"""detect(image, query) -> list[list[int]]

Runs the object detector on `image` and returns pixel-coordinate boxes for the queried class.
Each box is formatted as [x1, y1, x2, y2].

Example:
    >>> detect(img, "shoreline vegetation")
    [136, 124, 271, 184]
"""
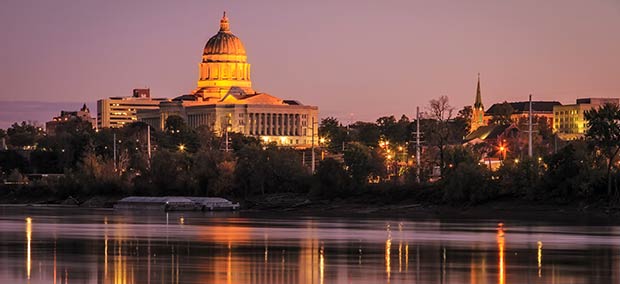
[1, 98, 620, 221]
[1, 193, 619, 223]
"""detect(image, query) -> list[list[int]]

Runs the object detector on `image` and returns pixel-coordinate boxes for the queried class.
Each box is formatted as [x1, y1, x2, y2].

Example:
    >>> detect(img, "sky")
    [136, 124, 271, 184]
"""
[1, 0, 619, 128]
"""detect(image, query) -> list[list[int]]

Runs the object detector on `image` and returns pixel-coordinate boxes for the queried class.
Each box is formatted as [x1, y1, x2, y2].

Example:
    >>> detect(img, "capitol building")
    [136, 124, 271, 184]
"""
[139, 13, 318, 147]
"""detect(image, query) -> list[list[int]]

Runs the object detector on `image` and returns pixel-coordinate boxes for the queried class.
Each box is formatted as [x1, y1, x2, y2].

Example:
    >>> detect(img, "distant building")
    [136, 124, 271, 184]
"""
[139, 13, 318, 147]
[97, 89, 167, 128]
[45, 104, 95, 135]
[485, 100, 562, 125]
[470, 74, 485, 132]
[553, 98, 620, 140]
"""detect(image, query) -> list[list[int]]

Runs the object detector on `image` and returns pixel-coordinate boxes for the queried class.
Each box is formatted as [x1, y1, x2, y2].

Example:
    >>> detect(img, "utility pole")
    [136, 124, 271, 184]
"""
[225, 127, 230, 152]
[113, 132, 117, 171]
[416, 106, 421, 183]
[311, 117, 316, 173]
[528, 94, 533, 158]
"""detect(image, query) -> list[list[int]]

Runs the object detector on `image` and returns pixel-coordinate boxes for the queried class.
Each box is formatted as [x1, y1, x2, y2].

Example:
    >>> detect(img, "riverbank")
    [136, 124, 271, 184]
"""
[243, 193, 619, 224]
[1, 191, 617, 223]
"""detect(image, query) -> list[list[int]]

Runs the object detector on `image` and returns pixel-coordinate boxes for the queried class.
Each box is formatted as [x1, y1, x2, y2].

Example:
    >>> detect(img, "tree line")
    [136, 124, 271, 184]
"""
[1, 97, 619, 207]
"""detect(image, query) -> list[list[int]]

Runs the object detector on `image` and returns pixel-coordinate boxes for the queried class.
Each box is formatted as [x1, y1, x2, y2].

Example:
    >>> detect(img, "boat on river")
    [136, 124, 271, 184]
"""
[114, 196, 240, 211]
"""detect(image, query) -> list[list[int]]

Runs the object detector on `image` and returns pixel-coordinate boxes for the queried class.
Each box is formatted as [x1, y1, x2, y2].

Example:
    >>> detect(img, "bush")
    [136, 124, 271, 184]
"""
[311, 158, 350, 199]
[443, 162, 496, 204]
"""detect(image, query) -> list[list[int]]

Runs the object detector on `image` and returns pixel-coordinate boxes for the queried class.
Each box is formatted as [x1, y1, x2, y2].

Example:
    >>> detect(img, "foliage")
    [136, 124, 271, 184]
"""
[72, 152, 124, 195]
[312, 158, 350, 199]
[376, 115, 411, 145]
[234, 144, 309, 197]
[319, 117, 349, 152]
[424, 96, 454, 175]
[0, 151, 29, 175]
[161, 115, 199, 152]
[585, 103, 620, 197]
[454, 106, 472, 138]
[147, 150, 193, 195]
[496, 157, 541, 198]
[343, 142, 385, 186]
[6, 121, 45, 148]
[538, 144, 604, 203]
[349, 122, 380, 147]
[443, 162, 495, 204]
[2, 97, 619, 209]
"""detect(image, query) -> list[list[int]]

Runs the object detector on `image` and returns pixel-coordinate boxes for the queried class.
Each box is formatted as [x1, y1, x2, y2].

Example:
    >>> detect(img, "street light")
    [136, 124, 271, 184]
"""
[178, 144, 186, 152]
[498, 144, 507, 160]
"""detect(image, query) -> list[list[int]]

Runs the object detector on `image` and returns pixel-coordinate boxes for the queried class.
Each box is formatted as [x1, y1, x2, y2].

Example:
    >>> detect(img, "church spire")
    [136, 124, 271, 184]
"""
[219, 11, 230, 32]
[474, 73, 483, 110]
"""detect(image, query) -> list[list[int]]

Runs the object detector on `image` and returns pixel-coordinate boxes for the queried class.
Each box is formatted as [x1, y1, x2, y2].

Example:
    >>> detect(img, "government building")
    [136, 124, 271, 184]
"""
[139, 13, 318, 147]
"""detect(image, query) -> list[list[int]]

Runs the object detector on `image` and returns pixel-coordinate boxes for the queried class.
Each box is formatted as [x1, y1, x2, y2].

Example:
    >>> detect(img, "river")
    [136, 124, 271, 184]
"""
[0, 207, 618, 284]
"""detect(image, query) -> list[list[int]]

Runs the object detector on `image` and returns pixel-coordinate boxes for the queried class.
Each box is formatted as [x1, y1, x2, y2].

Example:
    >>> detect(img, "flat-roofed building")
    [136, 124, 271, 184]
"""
[553, 97, 620, 140]
[97, 89, 167, 128]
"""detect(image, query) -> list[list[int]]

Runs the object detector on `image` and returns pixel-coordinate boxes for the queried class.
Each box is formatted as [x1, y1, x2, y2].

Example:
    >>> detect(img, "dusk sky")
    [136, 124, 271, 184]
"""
[1, 0, 619, 128]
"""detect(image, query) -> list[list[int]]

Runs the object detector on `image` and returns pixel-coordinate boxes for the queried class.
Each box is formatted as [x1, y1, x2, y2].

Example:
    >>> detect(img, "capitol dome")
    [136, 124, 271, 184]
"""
[196, 12, 253, 99]
[203, 12, 247, 61]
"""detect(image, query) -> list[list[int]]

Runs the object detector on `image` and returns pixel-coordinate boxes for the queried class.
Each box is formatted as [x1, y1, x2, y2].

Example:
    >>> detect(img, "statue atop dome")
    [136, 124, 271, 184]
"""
[220, 11, 230, 32]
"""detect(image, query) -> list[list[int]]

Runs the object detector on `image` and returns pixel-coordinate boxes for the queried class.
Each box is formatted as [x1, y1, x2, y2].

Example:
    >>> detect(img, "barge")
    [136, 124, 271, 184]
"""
[114, 196, 240, 211]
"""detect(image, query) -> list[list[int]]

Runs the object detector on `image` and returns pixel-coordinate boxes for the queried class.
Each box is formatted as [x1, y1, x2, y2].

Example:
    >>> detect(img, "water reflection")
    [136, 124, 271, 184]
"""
[26, 217, 31, 281]
[538, 240, 543, 278]
[1, 208, 620, 283]
[497, 223, 505, 284]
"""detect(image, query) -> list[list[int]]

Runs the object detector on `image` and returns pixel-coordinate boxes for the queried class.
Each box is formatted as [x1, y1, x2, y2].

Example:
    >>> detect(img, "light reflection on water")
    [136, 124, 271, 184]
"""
[0, 208, 619, 283]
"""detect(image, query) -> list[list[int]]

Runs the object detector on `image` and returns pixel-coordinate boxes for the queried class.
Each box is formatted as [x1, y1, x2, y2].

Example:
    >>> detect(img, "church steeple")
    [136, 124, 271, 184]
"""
[470, 73, 486, 133]
[474, 73, 483, 110]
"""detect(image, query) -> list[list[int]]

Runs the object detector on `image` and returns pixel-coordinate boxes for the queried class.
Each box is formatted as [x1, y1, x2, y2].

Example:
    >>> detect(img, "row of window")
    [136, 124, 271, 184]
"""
[555, 110, 580, 116]
[247, 113, 305, 136]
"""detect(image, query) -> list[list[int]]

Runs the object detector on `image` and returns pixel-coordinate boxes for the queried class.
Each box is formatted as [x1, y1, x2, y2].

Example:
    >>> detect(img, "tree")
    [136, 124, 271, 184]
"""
[585, 103, 620, 197]
[37, 118, 96, 171]
[162, 115, 199, 152]
[234, 144, 268, 197]
[195, 125, 219, 151]
[376, 115, 411, 145]
[313, 158, 350, 198]
[424, 96, 454, 176]
[455, 106, 473, 135]
[318, 117, 349, 152]
[6, 121, 44, 148]
[343, 142, 385, 185]
[349, 122, 380, 147]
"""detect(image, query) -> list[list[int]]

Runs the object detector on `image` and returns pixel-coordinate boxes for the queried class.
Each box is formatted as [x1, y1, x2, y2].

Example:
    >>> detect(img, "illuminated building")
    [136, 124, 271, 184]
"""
[45, 104, 95, 135]
[470, 74, 485, 132]
[96, 89, 167, 128]
[484, 100, 561, 125]
[138, 12, 319, 147]
[553, 98, 620, 140]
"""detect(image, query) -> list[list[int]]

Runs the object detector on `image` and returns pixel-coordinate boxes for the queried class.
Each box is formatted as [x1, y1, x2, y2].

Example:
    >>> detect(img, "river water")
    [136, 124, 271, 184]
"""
[0, 207, 618, 284]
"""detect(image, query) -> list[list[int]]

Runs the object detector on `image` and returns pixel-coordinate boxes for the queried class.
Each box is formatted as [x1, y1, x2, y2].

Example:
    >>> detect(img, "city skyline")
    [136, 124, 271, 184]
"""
[1, 0, 619, 128]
